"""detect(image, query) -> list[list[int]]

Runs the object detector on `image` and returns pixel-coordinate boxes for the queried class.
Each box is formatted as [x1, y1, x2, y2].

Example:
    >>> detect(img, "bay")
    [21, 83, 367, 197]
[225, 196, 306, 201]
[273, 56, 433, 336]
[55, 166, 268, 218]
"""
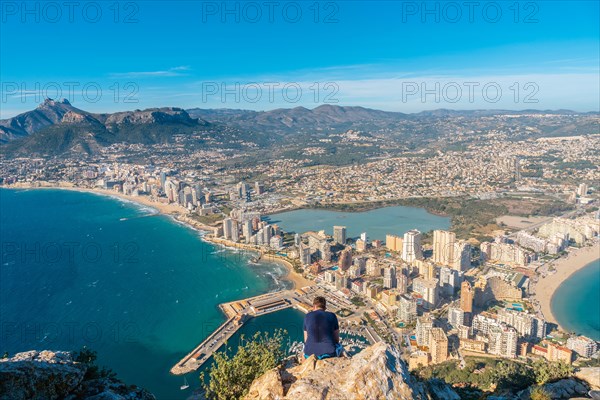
[0, 188, 292, 399]
[551, 259, 600, 341]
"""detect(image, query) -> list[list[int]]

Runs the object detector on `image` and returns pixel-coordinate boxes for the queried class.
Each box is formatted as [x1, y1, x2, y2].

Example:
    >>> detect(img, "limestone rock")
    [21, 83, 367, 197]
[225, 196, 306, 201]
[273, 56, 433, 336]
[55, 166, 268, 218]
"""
[576, 367, 600, 390]
[518, 378, 589, 400]
[244, 342, 445, 400]
[61, 111, 89, 124]
[104, 108, 197, 126]
[425, 379, 461, 400]
[245, 369, 285, 400]
[0, 350, 86, 400]
[0, 350, 155, 400]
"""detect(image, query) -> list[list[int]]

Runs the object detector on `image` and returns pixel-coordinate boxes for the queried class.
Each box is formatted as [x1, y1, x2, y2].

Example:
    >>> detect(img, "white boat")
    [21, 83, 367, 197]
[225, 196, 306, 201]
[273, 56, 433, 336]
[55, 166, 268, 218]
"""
[180, 377, 189, 390]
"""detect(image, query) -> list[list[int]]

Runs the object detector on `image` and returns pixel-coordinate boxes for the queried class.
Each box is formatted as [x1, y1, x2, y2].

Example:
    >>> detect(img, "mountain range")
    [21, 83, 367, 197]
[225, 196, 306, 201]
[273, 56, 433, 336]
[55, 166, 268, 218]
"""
[0, 99, 596, 158]
[0, 99, 208, 156]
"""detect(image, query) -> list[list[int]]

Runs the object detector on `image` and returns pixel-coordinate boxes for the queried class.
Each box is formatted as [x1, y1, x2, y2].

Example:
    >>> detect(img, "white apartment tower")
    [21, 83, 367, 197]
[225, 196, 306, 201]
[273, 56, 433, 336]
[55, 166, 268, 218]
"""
[402, 229, 423, 263]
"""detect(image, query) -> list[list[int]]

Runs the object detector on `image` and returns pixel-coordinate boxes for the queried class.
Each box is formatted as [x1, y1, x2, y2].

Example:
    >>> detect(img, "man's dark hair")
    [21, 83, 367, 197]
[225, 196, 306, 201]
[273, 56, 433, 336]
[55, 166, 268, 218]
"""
[313, 296, 326, 310]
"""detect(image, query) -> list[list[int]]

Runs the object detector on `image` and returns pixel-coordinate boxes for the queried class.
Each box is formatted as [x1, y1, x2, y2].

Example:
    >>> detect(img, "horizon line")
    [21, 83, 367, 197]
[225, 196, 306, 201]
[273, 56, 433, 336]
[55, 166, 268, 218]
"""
[1, 100, 599, 121]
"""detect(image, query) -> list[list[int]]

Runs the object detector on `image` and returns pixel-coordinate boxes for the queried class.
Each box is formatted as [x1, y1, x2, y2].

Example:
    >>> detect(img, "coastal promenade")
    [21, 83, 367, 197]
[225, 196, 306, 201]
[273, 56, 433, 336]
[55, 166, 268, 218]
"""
[170, 286, 317, 375]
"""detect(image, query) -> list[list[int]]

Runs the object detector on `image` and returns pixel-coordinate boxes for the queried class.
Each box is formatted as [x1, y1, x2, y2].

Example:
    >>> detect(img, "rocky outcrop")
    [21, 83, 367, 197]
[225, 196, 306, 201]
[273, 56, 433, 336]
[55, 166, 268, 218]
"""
[0, 350, 155, 400]
[0, 98, 84, 142]
[518, 378, 590, 400]
[104, 107, 202, 126]
[61, 110, 91, 124]
[0, 351, 86, 400]
[576, 367, 600, 390]
[425, 379, 461, 400]
[244, 342, 454, 400]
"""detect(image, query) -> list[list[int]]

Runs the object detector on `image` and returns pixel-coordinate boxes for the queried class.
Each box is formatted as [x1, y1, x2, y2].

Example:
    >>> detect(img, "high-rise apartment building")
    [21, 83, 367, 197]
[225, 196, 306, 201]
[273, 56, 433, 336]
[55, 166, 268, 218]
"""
[396, 274, 408, 295]
[294, 233, 301, 246]
[460, 281, 474, 313]
[339, 247, 353, 271]
[496, 309, 546, 338]
[255, 181, 265, 195]
[433, 230, 471, 271]
[416, 315, 434, 347]
[333, 226, 347, 245]
[223, 218, 234, 240]
[413, 278, 438, 309]
[447, 306, 465, 328]
[355, 239, 367, 252]
[269, 235, 283, 250]
[319, 241, 332, 262]
[366, 259, 381, 276]
[454, 240, 472, 271]
[383, 266, 397, 289]
[231, 220, 239, 242]
[567, 336, 598, 358]
[402, 230, 423, 263]
[433, 230, 455, 265]
[487, 324, 518, 358]
[398, 294, 418, 323]
[439, 267, 462, 297]
[429, 328, 449, 364]
[242, 220, 253, 243]
[386, 234, 403, 252]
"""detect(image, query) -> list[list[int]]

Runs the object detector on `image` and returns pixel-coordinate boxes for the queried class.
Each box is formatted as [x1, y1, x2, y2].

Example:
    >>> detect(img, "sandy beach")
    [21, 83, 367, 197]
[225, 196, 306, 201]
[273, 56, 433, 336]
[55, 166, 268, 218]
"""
[534, 242, 600, 329]
[8, 181, 186, 215]
[4, 181, 314, 289]
[203, 236, 315, 289]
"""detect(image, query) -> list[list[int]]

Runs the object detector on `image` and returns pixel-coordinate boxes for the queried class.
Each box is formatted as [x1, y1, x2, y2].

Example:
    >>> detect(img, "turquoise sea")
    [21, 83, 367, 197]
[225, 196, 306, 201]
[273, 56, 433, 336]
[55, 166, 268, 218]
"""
[0, 188, 450, 399]
[551, 259, 600, 341]
[268, 206, 451, 240]
[0, 188, 301, 399]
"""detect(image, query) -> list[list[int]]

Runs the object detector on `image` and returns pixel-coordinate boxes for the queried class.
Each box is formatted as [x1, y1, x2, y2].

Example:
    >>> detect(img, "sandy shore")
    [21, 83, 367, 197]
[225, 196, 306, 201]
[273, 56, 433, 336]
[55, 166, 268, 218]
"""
[203, 236, 314, 290]
[7, 181, 186, 215]
[533, 242, 600, 329]
[4, 182, 314, 289]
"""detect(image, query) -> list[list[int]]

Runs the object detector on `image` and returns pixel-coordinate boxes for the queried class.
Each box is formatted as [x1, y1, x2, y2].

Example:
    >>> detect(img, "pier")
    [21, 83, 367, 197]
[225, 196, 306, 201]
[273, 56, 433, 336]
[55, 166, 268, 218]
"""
[170, 286, 320, 375]
[169, 315, 246, 375]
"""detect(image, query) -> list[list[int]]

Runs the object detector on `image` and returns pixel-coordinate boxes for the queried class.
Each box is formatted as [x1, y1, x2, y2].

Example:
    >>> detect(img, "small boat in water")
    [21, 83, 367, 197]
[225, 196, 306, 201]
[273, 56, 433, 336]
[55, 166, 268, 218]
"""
[180, 377, 189, 390]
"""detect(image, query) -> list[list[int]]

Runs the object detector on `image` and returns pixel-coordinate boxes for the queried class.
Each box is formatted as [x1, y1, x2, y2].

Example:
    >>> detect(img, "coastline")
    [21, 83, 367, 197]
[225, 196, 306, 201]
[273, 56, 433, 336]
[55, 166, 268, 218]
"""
[2, 182, 314, 290]
[4, 181, 185, 217]
[202, 236, 314, 290]
[533, 242, 600, 330]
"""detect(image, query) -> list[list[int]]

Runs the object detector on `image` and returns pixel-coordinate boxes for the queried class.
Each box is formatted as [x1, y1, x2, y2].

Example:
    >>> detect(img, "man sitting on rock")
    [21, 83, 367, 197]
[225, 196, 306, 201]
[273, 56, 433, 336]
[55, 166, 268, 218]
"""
[303, 296, 342, 360]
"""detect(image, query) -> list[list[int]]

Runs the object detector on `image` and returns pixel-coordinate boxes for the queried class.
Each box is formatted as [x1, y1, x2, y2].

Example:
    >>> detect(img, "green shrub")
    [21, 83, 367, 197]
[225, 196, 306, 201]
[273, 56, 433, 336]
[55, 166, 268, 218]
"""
[73, 346, 116, 380]
[200, 329, 287, 400]
[529, 386, 551, 400]
[532, 359, 574, 385]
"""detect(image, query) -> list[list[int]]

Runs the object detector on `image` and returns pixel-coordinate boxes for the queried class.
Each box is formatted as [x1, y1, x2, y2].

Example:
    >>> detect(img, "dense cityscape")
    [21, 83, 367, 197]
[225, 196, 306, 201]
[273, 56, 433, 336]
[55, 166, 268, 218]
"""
[1, 1, 599, 397]
[2, 107, 599, 382]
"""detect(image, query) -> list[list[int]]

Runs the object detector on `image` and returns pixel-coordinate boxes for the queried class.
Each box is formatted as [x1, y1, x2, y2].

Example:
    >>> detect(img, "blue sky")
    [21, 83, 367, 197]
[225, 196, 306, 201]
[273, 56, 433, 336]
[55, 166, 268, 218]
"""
[1, 1, 599, 117]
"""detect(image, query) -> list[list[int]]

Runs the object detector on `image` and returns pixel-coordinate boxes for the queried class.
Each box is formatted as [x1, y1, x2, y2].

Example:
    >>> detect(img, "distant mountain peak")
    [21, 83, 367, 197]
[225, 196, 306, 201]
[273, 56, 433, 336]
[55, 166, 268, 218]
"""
[0, 103, 210, 155]
[39, 98, 72, 108]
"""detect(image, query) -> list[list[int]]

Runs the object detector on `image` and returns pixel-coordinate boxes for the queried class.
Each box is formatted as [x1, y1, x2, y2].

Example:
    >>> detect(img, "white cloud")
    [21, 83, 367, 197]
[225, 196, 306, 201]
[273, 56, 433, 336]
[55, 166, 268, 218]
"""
[155, 70, 599, 112]
[109, 66, 191, 78]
